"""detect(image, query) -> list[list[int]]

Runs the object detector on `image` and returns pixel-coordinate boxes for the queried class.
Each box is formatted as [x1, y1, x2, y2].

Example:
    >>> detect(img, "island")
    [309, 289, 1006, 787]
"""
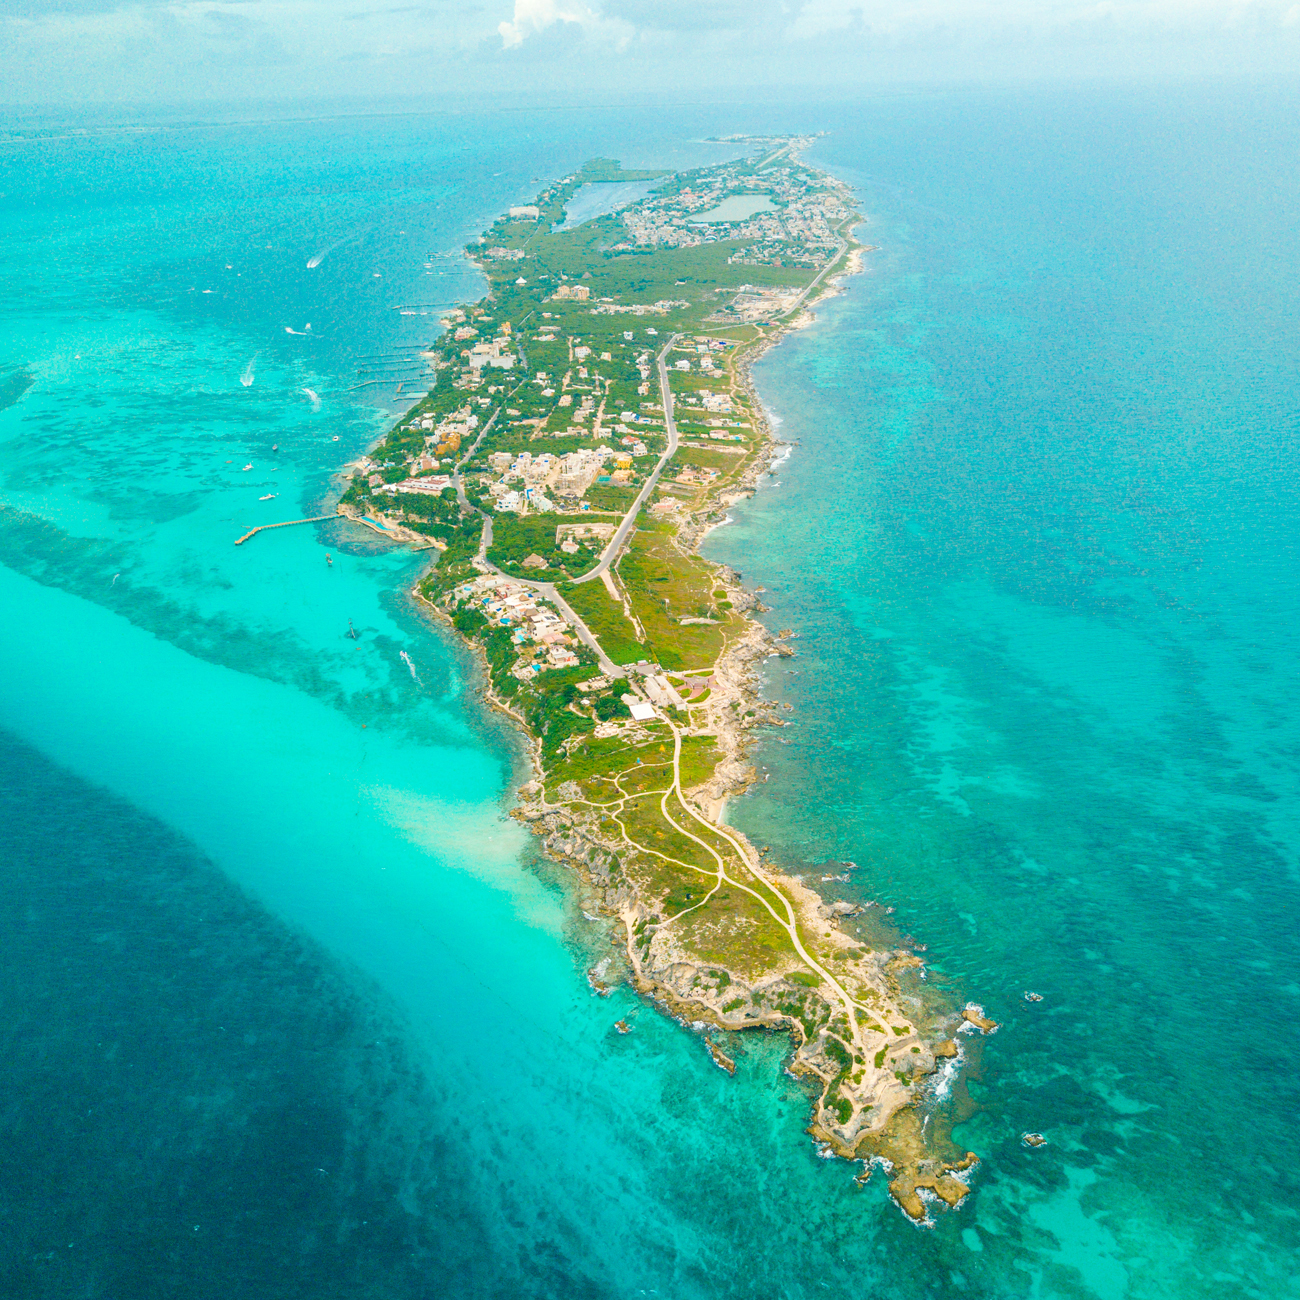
[337, 137, 989, 1219]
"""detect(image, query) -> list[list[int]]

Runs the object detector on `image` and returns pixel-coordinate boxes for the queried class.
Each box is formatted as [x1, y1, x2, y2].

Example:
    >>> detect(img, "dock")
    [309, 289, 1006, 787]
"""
[234, 514, 337, 545]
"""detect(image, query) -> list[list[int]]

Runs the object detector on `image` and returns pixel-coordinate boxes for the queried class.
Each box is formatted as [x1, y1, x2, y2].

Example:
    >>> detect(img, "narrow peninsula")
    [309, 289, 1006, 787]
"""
[338, 137, 989, 1219]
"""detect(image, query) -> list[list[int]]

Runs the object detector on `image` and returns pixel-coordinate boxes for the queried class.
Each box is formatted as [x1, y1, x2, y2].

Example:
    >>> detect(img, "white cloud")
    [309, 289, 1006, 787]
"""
[3, 0, 1299, 102]
[498, 0, 596, 46]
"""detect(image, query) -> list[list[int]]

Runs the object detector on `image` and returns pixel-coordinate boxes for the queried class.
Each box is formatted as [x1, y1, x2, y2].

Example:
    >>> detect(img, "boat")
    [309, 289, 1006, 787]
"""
[346, 619, 357, 639]
[241, 463, 253, 471]
[258, 493, 276, 501]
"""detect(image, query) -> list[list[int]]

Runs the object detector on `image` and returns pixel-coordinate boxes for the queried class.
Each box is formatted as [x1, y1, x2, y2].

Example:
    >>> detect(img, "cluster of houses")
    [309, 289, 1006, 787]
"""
[485, 446, 616, 514]
[671, 338, 732, 375]
[611, 150, 849, 259]
[589, 299, 689, 317]
[451, 576, 581, 675]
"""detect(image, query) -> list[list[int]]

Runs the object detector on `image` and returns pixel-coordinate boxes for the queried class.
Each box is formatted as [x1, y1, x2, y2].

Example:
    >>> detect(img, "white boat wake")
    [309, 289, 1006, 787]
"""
[307, 225, 369, 269]
[301, 387, 321, 411]
[400, 650, 420, 683]
[240, 355, 257, 387]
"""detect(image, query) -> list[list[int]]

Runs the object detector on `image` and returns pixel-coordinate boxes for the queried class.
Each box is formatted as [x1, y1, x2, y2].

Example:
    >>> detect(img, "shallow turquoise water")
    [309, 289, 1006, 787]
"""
[1, 91, 1298, 1297]
[709, 88, 1300, 1298]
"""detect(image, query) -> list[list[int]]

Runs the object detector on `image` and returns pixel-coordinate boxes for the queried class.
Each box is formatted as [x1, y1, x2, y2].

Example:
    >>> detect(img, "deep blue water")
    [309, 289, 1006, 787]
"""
[1, 88, 1298, 1298]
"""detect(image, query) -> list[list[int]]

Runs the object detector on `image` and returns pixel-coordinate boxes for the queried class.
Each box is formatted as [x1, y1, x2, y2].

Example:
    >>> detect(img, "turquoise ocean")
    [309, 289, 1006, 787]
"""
[1, 89, 1297, 1298]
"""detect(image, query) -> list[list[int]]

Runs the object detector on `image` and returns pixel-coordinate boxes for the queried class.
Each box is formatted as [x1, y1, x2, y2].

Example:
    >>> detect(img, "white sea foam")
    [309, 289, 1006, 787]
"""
[930, 1043, 965, 1101]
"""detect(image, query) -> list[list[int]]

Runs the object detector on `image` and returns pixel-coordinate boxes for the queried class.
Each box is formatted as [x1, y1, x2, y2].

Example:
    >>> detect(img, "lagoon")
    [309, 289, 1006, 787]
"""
[555, 178, 661, 231]
[691, 193, 776, 223]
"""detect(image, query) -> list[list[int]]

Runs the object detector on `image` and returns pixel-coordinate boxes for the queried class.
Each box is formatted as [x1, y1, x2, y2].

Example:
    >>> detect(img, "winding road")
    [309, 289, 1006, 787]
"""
[445, 335, 685, 679]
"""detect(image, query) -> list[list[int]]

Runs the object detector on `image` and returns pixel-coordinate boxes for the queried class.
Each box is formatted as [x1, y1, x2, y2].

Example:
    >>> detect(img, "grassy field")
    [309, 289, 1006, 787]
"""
[671, 445, 747, 471]
[617, 526, 732, 672]
[560, 579, 644, 665]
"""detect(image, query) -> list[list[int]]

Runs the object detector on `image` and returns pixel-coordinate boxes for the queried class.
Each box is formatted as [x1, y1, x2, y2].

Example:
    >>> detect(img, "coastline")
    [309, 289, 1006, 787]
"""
[341, 142, 986, 1217]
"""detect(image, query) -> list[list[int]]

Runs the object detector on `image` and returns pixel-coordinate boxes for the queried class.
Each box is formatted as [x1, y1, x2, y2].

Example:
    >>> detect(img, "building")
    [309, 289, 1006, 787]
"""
[622, 695, 657, 721]
[468, 339, 517, 371]
[648, 674, 686, 708]
[392, 476, 452, 495]
[509, 205, 540, 220]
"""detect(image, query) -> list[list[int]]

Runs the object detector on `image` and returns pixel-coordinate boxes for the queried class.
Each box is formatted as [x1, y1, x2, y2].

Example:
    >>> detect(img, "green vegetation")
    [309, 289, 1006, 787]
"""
[586, 484, 639, 513]
[825, 1036, 851, 1070]
[618, 527, 732, 671]
[560, 579, 643, 665]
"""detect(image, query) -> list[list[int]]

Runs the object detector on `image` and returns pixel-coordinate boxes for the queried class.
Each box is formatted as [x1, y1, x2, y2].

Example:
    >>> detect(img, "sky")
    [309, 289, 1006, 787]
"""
[1, 0, 1298, 106]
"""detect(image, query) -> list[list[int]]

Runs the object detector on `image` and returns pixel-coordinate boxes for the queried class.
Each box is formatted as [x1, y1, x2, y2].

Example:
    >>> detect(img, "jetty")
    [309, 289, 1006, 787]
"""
[234, 514, 336, 545]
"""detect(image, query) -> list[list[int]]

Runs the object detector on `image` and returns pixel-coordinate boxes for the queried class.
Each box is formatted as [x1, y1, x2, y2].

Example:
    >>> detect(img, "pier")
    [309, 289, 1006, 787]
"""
[234, 514, 337, 545]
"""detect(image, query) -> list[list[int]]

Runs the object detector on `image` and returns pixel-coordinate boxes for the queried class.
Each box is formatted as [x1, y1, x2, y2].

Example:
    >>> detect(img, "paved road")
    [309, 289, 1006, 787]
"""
[452, 405, 502, 511]
[462, 536, 624, 678]
[571, 333, 681, 585]
[781, 231, 849, 320]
